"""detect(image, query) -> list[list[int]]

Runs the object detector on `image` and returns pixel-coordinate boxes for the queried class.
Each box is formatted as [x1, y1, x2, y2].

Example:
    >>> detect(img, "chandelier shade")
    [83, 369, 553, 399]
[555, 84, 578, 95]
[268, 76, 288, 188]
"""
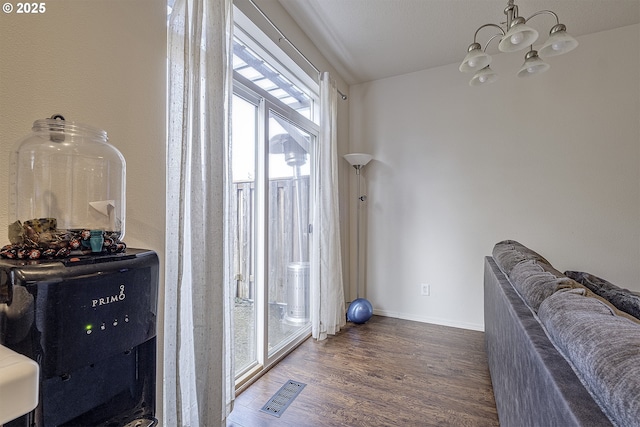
[539, 24, 579, 57]
[460, 0, 577, 86]
[470, 66, 498, 86]
[459, 44, 492, 73]
[517, 50, 550, 78]
[498, 19, 539, 52]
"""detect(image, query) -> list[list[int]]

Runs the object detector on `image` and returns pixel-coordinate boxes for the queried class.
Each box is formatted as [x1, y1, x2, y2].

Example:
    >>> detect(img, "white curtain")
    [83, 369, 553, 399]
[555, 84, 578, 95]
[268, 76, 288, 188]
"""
[310, 72, 346, 341]
[165, 0, 234, 426]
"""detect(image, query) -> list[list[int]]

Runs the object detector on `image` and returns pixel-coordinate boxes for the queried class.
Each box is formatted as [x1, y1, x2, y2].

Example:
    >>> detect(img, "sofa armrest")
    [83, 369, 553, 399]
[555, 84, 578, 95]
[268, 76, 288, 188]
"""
[484, 257, 612, 427]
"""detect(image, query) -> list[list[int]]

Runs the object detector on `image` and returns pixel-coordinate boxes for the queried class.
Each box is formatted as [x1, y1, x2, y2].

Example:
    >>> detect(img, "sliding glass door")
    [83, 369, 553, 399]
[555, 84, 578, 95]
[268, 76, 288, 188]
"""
[230, 20, 319, 387]
[231, 79, 318, 388]
[266, 109, 313, 357]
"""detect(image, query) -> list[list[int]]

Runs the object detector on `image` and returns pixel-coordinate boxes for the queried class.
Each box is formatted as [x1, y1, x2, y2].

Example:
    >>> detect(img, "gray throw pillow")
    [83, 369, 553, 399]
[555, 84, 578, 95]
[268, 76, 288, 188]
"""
[509, 259, 577, 311]
[492, 240, 552, 276]
[565, 270, 640, 320]
[538, 287, 640, 427]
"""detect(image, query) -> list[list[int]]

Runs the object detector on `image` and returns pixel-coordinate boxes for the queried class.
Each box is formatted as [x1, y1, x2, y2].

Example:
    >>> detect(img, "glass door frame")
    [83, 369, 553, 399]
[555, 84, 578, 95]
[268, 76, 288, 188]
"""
[233, 73, 319, 392]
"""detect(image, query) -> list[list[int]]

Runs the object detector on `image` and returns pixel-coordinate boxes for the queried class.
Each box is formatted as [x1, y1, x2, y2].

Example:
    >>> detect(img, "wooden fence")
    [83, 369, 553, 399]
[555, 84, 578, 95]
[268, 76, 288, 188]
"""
[231, 176, 309, 304]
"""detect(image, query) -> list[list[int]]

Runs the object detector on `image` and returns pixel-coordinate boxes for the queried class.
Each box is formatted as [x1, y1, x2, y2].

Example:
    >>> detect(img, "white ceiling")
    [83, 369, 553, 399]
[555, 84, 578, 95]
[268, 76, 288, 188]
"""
[277, 0, 640, 85]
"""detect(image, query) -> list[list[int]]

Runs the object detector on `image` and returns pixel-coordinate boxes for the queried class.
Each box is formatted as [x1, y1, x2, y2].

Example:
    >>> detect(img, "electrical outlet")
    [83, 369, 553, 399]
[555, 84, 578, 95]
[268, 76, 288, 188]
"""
[421, 283, 430, 296]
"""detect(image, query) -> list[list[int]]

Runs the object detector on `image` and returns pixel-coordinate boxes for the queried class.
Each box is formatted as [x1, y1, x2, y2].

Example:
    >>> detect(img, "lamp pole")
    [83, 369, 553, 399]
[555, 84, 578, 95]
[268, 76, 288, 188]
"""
[354, 164, 364, 299]
[343, 153, 374, 324]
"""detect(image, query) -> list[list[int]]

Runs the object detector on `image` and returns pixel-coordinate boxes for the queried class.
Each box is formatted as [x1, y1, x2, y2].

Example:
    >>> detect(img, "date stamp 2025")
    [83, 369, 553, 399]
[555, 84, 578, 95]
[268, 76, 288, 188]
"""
[3, 2, 47, 14]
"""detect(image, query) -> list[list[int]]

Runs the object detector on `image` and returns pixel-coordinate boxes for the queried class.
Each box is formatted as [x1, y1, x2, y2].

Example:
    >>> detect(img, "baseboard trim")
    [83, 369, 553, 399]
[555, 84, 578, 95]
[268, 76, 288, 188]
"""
[372, 309, 485, 332]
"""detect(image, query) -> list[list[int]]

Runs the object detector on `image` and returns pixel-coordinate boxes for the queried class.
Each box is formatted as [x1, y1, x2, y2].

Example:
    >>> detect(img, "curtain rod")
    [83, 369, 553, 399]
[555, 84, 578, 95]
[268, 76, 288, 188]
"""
[247, 0, 348, 100]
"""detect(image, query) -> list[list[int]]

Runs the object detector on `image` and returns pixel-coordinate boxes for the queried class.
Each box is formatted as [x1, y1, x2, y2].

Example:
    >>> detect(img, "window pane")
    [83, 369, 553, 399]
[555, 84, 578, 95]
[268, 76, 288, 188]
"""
[267, 110, 312, 356]
[232, 94, 257, 375]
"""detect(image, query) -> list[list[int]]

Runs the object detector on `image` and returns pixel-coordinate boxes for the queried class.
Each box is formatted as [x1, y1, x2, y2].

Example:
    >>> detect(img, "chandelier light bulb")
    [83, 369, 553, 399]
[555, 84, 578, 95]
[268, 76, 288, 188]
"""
[510, 32, 524, 45]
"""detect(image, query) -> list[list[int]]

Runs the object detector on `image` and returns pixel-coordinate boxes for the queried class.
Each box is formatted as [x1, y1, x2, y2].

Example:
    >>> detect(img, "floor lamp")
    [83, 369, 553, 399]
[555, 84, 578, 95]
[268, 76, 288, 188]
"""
[344, 153, 374, 324]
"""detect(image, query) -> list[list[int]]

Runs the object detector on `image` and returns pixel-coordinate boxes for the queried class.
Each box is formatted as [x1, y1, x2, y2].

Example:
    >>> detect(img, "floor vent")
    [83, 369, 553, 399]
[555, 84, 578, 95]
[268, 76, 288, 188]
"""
[260, 379, 306, 418]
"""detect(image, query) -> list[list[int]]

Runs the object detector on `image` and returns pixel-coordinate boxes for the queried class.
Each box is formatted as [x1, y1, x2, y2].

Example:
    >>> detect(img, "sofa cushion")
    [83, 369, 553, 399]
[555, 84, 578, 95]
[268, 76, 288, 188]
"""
[565, 270, 640, 321]
[492, 240, 552, 276]
[538, 287, 640, 427]
[508, 259, 577, 311]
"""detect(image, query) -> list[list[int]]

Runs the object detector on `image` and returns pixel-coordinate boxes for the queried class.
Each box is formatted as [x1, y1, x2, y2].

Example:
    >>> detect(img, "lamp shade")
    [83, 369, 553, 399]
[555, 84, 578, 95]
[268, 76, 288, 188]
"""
[459, 45, 492, 73]
[517, 50, 550, 78]
[539, 27, 578, 57]
[344, 153, 373, 167]
[469, 66, 498, 86]
[499, 20, 539, 52]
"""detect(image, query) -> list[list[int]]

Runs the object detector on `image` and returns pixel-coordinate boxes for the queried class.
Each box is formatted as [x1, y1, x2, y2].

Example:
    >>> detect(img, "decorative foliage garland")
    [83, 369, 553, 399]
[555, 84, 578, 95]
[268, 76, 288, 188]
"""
[1, 219, 126, 260]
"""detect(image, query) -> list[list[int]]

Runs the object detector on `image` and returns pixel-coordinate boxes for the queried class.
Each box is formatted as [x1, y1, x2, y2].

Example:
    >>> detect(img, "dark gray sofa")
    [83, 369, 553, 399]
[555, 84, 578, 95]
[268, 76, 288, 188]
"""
[485, 240, 640, 427]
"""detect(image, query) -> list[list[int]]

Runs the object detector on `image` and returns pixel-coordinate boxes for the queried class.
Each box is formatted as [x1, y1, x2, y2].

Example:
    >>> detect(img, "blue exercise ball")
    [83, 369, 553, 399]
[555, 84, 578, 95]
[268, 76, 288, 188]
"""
[347, 298, 373, 324]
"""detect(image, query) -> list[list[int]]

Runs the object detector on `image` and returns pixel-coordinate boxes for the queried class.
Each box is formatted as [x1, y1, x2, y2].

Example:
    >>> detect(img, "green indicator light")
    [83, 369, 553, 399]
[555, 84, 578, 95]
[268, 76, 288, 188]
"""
[85, 324, 93, 330]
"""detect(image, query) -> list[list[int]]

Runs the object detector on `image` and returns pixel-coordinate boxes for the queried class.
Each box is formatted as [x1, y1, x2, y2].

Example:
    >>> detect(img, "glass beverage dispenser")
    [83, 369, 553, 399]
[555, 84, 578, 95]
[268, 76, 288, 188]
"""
[2, 115, 126, 259]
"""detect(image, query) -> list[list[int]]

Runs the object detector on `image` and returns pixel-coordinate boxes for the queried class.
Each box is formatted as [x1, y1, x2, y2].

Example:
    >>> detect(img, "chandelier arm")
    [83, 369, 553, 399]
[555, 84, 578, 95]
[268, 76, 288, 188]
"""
[482, 33, 503, 52]
[525, 10, 560, 26]
[473, 23, 506, 43]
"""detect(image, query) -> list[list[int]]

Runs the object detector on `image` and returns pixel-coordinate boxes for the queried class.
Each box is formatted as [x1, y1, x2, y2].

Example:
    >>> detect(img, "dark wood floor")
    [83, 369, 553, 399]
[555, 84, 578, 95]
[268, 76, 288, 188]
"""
[226, 315, 499, 427]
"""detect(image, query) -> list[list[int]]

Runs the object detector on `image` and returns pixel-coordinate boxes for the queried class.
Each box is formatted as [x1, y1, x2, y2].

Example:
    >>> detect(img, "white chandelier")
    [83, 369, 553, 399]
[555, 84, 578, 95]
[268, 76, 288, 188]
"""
[459, 0, 578, 86]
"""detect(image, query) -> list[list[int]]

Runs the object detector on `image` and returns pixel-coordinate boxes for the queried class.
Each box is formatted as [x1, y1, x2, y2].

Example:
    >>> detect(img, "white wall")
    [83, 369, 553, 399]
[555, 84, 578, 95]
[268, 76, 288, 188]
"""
[349, 24, 640, 331]
[0, 0, 167, 420]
